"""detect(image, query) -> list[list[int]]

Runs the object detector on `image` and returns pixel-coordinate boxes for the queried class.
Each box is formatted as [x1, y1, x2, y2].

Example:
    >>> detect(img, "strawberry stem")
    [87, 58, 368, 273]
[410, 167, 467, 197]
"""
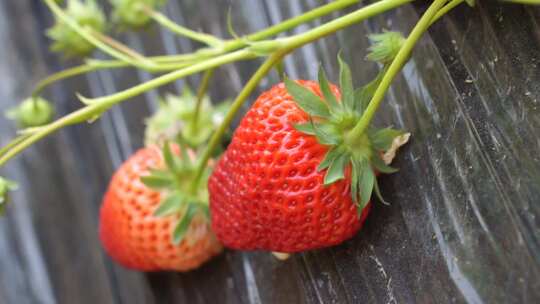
[143, 5, 224, 47]
[191, 68, 215, 135]
[346, 0, 451, 144]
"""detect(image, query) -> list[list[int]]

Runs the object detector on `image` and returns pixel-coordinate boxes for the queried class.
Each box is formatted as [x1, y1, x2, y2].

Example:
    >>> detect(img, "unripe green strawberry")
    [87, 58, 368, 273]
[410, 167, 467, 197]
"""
[6, 97, 54, 128]
[47, 0, 106, 58]
[110, 0, 167, 29]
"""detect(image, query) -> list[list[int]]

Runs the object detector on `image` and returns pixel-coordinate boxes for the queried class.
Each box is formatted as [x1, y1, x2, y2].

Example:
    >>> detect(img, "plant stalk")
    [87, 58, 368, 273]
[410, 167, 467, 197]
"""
[346, 0, 448, 143]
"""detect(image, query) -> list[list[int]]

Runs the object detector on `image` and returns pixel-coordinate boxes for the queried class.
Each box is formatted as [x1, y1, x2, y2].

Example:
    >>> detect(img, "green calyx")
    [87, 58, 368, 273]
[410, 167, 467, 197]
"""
[144, 89, 231, 148]
[47, 0, 106, 58]
[110, 0, 167, 29]
[367, 31, 406, 64]
[0, 177, 18, 215]
[285, 45, 407, 214]
[140, 143, 211, 244]
[6, 97, 55, 128]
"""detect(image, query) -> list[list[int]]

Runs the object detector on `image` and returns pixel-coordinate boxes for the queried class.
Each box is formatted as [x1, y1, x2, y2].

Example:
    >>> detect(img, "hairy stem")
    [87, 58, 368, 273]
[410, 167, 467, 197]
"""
[346, 0, 449, 143]
[145, 7, 223, 47]
[191, 69, 215, 133]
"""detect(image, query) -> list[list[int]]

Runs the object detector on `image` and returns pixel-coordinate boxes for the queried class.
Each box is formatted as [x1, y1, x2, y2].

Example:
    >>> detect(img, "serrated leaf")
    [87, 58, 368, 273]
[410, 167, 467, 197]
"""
[318, 147, 341, 171]
[372, 154, 398, 174]
[358, 160, 375, 212]
[338, 54, 355, 110]
[173, 204, 199, 244]
[154, 192, 184, 217]
[312, 122, 340, 146]
[141, 170, 174, 189]
[285, 77, 330, 118]
[324, 151, 349, 185]
[318, 66, 340, 111]
[371, 128, 404, 151]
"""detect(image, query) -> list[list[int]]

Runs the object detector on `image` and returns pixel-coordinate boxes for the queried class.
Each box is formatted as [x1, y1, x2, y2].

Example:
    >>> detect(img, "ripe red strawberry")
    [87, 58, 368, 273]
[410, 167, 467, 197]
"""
[100, 146, 222, 271]
[209, 58, 407, 253]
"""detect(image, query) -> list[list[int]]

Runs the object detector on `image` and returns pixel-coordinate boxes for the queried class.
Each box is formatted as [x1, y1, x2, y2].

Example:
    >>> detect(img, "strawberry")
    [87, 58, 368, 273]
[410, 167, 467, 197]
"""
[209, 48, 408, 253]
[99, 145, 222, 271]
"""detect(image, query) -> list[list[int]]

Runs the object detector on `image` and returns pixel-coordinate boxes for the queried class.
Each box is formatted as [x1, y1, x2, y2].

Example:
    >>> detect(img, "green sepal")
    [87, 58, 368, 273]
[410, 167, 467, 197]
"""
[371, 128, 404, 151]
[318, 65, 340, 111]
[284, 77, 330, 118]
[324, 151, 349, 185]
[294, 122, 317, 135]
[173, 204, 199, 244]
[371, 154, 398, 174]
[318, 147, 341, 171]
[358, 159, 375, 212]
[367, 31, 405, 64]
[373, 179, 389, 205]
[338, 54, 355, 111]
[353, 68, 386, 114]
[465, 0, 475, 7]
[0, 177, 18, 215]
[154, 191, 184, 217]
[141, 169, 175, 189]
[312, 122, 340, 146]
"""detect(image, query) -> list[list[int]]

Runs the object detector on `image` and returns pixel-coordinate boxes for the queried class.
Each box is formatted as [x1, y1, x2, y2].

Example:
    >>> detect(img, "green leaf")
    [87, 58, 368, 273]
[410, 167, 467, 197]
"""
[318, 66, 340, 111]
[284, 77, 330, 118]
[338, 54, 355, 110]
[371, 128, 404, 151]
[154, 192, 184, 217]
[358, 160, 375, 212]
[324, 151, 349, 185]
[141, 170, 174, 189]
[312, 123, 340, 146]
[318, 147, 341, 171]
[173, 204, 199, 244]
[372, 154, 398, 174]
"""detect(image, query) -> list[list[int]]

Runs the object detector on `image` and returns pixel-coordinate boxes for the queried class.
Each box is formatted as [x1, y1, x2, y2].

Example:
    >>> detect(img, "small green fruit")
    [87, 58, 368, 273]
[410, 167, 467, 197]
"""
[0, 177, 18, 215]
[110, 0, 167, 29]
[6, 97, 55, 128]
[367, 31, 405, 64]
[47, 0, 106, 58]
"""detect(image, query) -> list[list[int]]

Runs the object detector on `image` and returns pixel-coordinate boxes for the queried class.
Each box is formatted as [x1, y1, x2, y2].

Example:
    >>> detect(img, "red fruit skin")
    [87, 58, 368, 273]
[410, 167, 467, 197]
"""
[209, 81, 371, 253]
[99, 146, 222, 271]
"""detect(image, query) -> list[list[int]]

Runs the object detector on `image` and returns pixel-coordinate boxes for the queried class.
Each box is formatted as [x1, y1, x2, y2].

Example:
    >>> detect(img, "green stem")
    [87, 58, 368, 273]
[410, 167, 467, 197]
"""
[431, 0, 464, 23]
[30, 0, 364, 104]
[346, 0, 448, 143]
[190, 53, 286, 191]
[2, 0, 411, 168]
[191, 68, 215, 133]
[81, 50, 256, 107]
[32, 65, 98, 97]
[43, 0, 156, 69]
[281, 0, 413, 50]
[146, 7, 223, 47]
